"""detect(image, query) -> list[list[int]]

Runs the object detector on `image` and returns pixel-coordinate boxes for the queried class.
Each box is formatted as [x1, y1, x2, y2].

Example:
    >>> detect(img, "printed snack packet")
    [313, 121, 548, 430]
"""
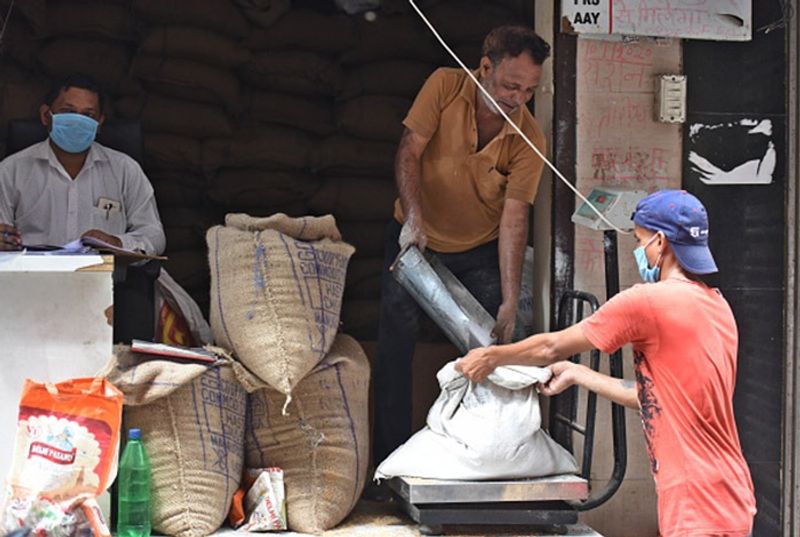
[228, 468, 286, 532]
[1, 378, 123, 537]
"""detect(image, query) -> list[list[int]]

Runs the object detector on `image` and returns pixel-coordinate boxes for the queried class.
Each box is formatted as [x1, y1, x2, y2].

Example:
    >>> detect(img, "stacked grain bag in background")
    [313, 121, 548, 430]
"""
[0, 1, 54, 159]
[211, 5, 330, 223]
[331, 10, 437, 340]
[208, 213, 371, 533]
[224, 7, 350, 246]
[0, 63, 48, 160]
[40, 0, 140, 104]
[116, 0, 254, 314]
[331, 0, 526, 340]
[0, 0, 532, 328]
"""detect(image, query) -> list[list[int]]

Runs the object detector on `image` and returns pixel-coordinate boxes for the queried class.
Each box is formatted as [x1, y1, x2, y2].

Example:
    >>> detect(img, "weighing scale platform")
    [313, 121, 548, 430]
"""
[388, 475, 590, 535]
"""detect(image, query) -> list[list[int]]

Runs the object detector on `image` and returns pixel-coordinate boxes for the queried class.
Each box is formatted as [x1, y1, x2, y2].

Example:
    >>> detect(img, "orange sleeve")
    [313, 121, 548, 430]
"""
[402, 68, 450, 140]
[579, 285, 654, 354]
[505, 119, 546, 204]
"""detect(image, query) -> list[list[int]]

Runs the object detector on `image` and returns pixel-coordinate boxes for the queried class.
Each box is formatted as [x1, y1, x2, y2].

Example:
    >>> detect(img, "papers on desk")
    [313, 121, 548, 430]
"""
[80, 236, 167, 260]
[131, 340, 220, 364]
[19, 237, 166, 260]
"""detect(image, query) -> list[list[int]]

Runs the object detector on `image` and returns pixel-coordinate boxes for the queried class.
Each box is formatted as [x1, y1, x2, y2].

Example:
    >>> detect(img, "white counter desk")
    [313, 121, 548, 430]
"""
[0, 252, 114, 480]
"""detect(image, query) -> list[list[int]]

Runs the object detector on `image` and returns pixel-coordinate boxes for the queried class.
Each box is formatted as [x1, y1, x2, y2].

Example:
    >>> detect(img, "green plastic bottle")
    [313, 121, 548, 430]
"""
[117, 428, 151, 537]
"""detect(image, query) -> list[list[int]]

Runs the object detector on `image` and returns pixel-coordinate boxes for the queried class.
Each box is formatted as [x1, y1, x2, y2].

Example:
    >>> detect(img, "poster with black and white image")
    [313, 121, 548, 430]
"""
[687, 117, 778, 185]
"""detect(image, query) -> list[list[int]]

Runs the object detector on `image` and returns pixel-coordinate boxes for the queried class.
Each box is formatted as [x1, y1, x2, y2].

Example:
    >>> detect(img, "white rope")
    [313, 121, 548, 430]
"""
[0, 0, 15, 46]
[407, 0, 629, 235]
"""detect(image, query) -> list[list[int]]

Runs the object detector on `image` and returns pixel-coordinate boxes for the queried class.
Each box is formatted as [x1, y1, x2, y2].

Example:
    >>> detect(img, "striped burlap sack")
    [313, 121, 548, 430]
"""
[103, 346, 246, 537]
[208, 213, 354, 396]
[239, 334, 370, 534]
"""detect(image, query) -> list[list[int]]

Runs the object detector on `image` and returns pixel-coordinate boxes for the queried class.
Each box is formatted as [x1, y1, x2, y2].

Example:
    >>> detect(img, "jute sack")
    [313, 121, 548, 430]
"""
[233, 0, 290, 29]
[202, 126, 312, 171]
[313, 135, 395, 176]
[242, 90, 335, 136]
[0, 76, 48, 132]
[133, 0, 250, 38]
[340, 299, 381, 345]
[246, 9, 356, 54]
[45, 1, 137, 41]
[39, 38, 131, 92]
[231, 202, 311, 222]
[140, 26, 251, 68]
[337, 220, 388, 257]
[208, 213, 355, 395]
[116, 94, 233, 138]
[428, 0, 516, 43]
[241, 51, 343, 97]
[241, 334, 370, 534]
[345, 257, 384, 301]
[131, 56, 241, 112]
[339, 60, 435, 100]
[152, 179, 205, 208]
[163, 226, 206, 251]
[308, 177, 397, 221]
[165, 249, 211, 291]
[209, 169, 321, 208]
[103, 346, 247, 537]
[0, 0, 45, 35]
[1, 18, 40, 65]
[341, 16, 442, 65]
[335, 95, 410, 144]
[450, 42, 484, 70]
[143, 133, 204, 172]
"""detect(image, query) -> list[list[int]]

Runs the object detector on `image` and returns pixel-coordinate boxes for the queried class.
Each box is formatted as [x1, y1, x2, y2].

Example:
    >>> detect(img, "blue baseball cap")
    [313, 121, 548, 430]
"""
[632, 189, 718, 275]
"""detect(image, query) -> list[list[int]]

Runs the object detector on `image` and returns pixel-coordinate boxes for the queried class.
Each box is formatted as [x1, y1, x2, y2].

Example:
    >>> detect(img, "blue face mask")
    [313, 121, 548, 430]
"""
[633, 234, 662, 283]
[49, 112, 98, 153]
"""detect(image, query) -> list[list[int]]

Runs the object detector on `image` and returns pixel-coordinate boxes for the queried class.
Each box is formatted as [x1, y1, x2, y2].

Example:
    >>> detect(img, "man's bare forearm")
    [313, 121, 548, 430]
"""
[474, 324, 596, 369]
[498, 199, 529, 305]
[395, 129, 424, 219]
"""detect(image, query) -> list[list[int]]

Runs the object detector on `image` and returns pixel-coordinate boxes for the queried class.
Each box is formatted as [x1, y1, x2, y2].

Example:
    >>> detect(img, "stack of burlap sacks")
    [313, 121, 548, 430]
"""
[0, 0, 527, 334]
[208, 213, 368, 534]
[105, 213, 369, 536]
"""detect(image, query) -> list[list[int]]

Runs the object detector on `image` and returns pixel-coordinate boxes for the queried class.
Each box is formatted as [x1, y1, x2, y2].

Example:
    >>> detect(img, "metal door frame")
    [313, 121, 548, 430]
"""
[784, 0, 799, 533]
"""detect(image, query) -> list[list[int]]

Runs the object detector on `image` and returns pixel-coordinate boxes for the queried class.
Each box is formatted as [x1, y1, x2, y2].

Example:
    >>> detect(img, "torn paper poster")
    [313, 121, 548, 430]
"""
[688, 118, 776, 185]
[562, 0, 751, 42]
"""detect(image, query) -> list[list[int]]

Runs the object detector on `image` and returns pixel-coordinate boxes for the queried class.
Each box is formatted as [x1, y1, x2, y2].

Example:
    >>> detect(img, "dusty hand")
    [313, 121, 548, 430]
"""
[81, 229, 123, 248]
[492, 301, 518, 344]
[539, 361, 586, 397]
[398, 215, 427, 253]
[455, 346, 497, 383]
[0, 223, 21, 251]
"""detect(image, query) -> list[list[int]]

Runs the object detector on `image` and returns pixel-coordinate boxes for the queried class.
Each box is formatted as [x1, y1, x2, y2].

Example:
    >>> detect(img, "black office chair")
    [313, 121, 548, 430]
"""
[4, 118, 158, 345]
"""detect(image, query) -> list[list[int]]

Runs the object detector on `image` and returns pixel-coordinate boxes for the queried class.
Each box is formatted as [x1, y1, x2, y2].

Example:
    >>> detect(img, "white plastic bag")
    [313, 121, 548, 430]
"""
[375, 361, 578, 481]
[241, 468, 287, 532]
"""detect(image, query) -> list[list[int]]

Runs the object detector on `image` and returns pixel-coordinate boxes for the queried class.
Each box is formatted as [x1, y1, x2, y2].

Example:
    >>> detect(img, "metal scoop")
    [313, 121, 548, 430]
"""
[391, 246, 496, 354]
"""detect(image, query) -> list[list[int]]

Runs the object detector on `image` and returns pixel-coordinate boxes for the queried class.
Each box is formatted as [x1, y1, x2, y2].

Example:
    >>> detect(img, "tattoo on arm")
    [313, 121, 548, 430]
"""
[621, 379, 635, 389]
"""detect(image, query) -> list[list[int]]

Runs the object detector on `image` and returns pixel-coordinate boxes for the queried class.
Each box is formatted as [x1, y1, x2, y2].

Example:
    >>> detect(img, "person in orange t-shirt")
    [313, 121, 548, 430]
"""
[372, 26, 550, 467]
[457, 190, 756, 537]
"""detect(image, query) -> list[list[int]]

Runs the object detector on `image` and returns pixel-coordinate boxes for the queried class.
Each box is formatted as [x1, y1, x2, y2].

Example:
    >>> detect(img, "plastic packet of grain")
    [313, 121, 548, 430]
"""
[230, 468, 286, 532]
[1, 378, 123, 537]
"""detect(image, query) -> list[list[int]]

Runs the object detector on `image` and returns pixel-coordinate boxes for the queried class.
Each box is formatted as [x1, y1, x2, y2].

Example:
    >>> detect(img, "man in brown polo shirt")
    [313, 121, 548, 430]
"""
[373, 26, 551, 466]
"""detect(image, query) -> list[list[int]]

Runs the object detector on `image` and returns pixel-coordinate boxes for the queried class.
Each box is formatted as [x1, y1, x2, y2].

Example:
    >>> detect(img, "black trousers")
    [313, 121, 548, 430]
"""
[372, 219, 502, 465]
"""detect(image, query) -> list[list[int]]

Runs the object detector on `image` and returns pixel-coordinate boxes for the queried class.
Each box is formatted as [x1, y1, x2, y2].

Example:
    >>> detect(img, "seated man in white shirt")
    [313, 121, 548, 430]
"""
[0, 73, 165, 254]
